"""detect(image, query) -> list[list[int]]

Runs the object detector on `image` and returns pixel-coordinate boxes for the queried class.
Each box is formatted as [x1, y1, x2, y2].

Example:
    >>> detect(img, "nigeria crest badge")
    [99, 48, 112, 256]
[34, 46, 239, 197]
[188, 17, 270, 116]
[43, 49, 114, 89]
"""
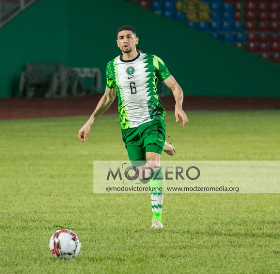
[126, 66, 135, 75]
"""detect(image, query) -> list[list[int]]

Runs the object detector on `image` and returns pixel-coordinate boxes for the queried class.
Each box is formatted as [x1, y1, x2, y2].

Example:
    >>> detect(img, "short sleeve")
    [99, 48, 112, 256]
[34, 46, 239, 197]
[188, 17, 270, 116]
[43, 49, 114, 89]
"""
[153, 55, 171, 81]
[106, 61, 116, 89]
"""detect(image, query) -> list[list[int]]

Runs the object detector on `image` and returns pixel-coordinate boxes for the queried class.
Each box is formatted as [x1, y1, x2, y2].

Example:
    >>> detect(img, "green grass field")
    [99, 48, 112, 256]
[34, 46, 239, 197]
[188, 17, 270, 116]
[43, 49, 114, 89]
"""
[1, 110, 280, 273]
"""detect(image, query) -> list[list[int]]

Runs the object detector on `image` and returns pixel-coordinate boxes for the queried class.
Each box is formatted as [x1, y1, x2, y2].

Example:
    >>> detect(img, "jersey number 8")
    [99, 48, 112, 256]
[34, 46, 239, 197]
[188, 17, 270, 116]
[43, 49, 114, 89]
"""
[130, 82, 137, 94]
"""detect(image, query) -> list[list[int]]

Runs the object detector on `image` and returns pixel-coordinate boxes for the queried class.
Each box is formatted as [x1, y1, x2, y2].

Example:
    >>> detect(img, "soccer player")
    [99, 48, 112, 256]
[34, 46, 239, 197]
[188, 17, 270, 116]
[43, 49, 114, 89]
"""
[78, 26, 188, 229]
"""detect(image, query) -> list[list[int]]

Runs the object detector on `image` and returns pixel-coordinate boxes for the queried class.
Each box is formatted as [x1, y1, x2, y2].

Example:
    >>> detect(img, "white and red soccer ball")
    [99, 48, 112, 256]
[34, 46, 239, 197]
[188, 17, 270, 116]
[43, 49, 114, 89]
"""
[49, 229, 81, 259]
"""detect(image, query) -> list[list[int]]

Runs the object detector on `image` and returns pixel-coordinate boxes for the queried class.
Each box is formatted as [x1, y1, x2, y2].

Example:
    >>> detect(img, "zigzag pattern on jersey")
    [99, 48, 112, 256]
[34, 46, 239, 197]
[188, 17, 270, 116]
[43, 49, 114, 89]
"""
[113, 58, 131, 130]
[143, 54, 167, 122]
[106, 60, 116, 89]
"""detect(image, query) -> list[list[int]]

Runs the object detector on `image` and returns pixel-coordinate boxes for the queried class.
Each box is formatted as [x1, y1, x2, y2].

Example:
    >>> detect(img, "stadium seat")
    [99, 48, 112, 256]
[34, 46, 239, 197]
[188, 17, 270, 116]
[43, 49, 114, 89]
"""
[259, 12, 269, 21]
[271, 21, 280, 31]
[186, 11, 199, 21]
[223, 32, 235, 43]
[198, 2, 210, 11]
[258, 21, 269, 31]
[247, 32, 258, 43]
[175, 1, 182, 11]
[185, 2, 198, 11]
[271, 33, 280, 42]
[270, 12, 280, 21]
[271, 42, 280, 52]
[174, 10, 182, 20]
[235, 42, 242, 48]
[233, 21, 241, 31]
[187, 20, 198, 29]
[211, 31, 220, 40]
[246, 1, 257, 11]
[236, 33, 242, 42]
[198, 11, 211, 21]
[210, 21, 220, 31]
[258, 2, 268, 12]
[210, 2, 221, 12]
[138, 0, 151, 10]
[211, 12, 222, 21]
[270, 3, 280, 11]
[198, 21, 209, 31]
[222, 21, 233, 31]
[259, 42, 270, 52]
[233, 11, 241, 21]
[247, 42, 259, 52]
[272, 53, 280, 63]
[163, 1, 175, 11]
[245, 11, 257, 21]
[222, 12, 233, 20]
[235, 2, 241, 11]
[163, 10, 174, 19]
[236, 32, 248, 43]
[261, 52, 271, 61]
[259, 32, 269, 42]
[151, 1, 162, 11]
[245, 21, 257, 31]
[222, 2, 234, 12]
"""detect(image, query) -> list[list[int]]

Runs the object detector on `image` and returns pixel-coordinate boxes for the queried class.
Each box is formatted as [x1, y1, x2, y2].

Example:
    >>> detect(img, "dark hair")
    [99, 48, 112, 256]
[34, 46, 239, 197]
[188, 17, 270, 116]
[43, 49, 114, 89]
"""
[117, 26, 136, 38]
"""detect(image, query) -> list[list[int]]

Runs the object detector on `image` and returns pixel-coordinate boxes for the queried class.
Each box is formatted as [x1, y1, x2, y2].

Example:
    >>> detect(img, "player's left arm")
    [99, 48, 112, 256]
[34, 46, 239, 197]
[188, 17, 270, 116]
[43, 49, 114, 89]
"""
[163, 75, 189, 127]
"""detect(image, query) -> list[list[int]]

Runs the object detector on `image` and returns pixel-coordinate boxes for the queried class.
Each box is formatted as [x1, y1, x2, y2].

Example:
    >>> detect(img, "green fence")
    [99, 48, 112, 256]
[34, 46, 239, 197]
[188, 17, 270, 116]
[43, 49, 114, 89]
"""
[0, 0, 279, 98]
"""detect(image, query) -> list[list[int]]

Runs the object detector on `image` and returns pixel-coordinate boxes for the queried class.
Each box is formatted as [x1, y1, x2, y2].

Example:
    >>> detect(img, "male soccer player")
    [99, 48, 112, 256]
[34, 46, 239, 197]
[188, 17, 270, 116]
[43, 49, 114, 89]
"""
[78, 26, 188, 229]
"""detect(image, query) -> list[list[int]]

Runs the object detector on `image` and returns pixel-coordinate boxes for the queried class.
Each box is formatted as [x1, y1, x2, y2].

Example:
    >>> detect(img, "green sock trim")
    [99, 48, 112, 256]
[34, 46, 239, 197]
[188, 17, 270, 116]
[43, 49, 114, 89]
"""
[152, 211, 162, 222]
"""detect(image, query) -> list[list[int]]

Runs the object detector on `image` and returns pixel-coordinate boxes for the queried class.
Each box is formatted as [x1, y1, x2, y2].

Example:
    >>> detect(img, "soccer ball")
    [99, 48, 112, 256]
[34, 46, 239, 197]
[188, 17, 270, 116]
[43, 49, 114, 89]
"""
[49, 229, 81, 259]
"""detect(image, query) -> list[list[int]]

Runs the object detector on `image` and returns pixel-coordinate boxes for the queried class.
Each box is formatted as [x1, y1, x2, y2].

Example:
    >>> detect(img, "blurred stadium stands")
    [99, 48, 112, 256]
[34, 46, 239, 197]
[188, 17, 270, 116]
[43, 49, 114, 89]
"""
[128, 0, 280, 64]
[1, 0, 280, 98]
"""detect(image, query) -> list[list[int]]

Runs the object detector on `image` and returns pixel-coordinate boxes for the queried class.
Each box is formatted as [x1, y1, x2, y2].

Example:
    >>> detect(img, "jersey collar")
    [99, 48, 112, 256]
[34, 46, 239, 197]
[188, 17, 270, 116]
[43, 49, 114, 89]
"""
[120, 52, 140, 63]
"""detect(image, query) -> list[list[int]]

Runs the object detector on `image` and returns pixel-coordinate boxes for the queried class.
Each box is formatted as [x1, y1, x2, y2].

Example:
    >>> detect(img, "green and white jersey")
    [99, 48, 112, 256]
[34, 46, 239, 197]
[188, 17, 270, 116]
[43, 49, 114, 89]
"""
[106, 53, 171, 130]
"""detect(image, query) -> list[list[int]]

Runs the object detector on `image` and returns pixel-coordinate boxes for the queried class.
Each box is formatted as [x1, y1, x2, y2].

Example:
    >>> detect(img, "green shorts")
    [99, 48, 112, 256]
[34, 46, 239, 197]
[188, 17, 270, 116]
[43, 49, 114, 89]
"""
[122, 120, 166, 162]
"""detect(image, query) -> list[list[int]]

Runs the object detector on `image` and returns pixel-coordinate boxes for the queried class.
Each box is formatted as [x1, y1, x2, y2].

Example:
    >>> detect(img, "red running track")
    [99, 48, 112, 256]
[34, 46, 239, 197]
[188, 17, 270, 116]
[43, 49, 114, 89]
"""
[0, 95, 279, 121]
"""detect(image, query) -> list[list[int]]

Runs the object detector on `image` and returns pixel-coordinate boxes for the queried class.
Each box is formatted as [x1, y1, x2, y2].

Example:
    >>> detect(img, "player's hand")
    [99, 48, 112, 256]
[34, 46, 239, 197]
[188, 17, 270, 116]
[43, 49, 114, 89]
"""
[175, 104, 189, 127]
[78, 123, 91, 142]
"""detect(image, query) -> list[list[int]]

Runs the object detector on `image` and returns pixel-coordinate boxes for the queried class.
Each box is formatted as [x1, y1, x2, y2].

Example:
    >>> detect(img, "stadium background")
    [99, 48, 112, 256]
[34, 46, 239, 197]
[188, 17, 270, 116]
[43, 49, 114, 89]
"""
[1, 0, 280, 99]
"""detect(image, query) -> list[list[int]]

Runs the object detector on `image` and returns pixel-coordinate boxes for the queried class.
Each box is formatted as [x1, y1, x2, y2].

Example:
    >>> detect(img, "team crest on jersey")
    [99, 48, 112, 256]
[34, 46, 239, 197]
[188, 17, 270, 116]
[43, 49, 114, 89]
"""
[126, 66, 135, 75]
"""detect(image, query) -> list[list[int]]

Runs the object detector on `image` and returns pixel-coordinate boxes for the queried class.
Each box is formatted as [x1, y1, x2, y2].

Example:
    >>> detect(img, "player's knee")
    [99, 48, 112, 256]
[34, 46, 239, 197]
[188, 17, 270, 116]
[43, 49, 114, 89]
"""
[146, 159, 161, 171]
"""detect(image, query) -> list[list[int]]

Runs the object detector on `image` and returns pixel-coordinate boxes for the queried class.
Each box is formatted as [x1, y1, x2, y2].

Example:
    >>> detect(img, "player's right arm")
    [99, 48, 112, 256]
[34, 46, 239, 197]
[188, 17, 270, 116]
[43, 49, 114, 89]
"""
[78, 87, 116, 142]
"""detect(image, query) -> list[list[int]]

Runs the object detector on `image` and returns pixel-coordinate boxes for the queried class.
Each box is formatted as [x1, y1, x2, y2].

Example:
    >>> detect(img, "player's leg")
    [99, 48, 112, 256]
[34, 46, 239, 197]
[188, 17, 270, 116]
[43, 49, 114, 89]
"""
[145, 151, 164, 229]
[142, 122, 166, 228]
[125, 121, 165, 228]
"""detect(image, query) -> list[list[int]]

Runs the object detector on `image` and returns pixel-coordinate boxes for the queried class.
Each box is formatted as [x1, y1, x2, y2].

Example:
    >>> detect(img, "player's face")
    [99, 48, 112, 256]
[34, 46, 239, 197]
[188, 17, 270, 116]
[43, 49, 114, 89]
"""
[117, 30, 139, 54]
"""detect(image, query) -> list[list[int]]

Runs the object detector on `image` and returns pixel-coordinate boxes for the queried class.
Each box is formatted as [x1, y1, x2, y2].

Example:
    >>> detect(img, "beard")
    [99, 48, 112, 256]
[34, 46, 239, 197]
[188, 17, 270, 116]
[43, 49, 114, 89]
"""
[122, 46, 132, 53]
